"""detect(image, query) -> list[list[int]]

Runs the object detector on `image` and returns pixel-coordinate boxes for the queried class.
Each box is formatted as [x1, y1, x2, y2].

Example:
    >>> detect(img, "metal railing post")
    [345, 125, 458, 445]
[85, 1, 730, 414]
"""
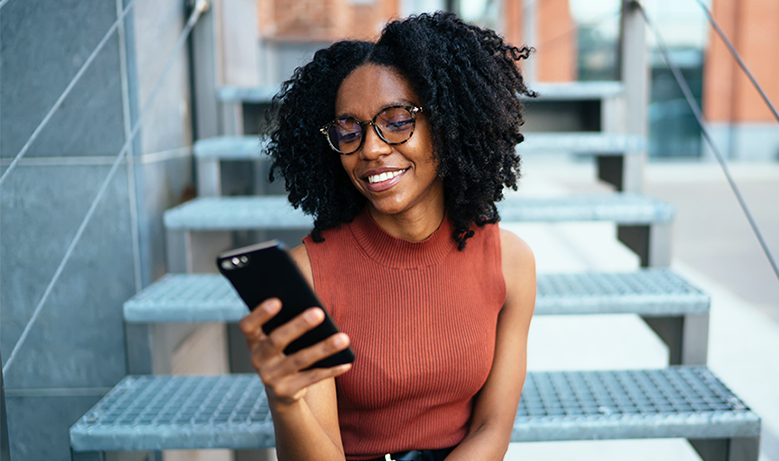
[617, 0, 648, 193]
[1, 350, 10, 461]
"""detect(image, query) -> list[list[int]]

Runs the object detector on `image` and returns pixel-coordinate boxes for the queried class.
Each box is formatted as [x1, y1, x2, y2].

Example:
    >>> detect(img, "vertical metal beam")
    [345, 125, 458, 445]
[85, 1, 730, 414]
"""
[165, 230, 192, 274]
[646, 222, 673, 267]
[689, 437, 761, 461]
[1, 350, 10, 461]
[598, 94, 629, 191]
[642, 313, 709, 365]
[617, 0, 648, 193]
[680, 313, 710, 365]
[191, 0, 222, 140]
[617, 223, 671, 268]
[124, 324, 153, 375]
[219, 101, 244, 136]
[197, 158, 222, 196]
[523, 0, 538, 83]
[597, 156, 625, 191]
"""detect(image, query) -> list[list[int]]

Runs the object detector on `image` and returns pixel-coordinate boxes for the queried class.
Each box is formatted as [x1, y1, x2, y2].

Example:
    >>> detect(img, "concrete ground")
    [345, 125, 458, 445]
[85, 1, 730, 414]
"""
[501, 158, 779, 461]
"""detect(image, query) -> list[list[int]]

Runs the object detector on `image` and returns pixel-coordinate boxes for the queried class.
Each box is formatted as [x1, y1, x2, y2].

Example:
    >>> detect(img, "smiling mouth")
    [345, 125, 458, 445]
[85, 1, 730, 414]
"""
[366, 168, 409, 184]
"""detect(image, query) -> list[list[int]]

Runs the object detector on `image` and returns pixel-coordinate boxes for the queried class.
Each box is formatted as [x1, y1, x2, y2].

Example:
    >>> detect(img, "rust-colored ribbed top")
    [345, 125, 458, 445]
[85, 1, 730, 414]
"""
[303, 209, 506, 460]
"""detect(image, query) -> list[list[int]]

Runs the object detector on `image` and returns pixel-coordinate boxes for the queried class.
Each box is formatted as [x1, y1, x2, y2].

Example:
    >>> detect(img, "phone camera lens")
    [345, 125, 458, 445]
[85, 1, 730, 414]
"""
[231, 257, 240, 266]
[240, 256, 248, 264]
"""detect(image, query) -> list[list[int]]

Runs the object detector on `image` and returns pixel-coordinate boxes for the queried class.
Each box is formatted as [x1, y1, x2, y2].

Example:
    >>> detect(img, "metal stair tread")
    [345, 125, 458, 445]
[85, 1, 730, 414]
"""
[520, 132, 645, 154]
[124, 269, 709, 323]
[192, 132, 644, 161]
[528, 81, 624, 100]
[216, 81, 624, 104]
[194, 136, 270, 160]
[70, 367, 759, 452]
[163, 194, 674, 231]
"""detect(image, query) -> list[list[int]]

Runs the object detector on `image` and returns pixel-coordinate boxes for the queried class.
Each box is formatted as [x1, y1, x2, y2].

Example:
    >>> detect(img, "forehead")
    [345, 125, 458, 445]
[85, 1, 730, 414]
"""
[335, 64, 419, 116]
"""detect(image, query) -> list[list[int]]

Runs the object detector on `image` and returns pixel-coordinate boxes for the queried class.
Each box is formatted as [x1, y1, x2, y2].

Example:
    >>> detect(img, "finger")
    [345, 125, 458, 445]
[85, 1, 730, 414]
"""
[267, 362, 353, 404]
[279, 363, 353, 399]
[239, 298, 281, 337]
[263, 307, 325, 354]
[272, 332, 351, 378]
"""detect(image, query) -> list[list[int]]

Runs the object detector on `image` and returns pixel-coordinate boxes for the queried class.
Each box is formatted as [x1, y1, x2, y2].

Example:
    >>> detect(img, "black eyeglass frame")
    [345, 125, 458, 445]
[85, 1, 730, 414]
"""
[319, 105, 423, 155]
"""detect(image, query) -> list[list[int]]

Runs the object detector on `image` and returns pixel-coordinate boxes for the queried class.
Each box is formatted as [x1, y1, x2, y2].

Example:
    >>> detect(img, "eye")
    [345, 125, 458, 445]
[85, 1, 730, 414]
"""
[330, 118, 362, 146]
[378, 108, 414, 132]
[338, 130, 362, 143]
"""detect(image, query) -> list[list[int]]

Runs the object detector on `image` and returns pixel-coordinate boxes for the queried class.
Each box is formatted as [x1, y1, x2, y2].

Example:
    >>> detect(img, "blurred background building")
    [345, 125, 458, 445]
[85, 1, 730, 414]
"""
[251, 0, 779, 160]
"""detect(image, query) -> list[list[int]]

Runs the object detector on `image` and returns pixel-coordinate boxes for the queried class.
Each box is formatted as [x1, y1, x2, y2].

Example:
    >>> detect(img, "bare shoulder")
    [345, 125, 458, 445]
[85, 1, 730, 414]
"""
[499, 228, 536, 316]
[289, 243, 314, 289]
[499, 228, 535, 278]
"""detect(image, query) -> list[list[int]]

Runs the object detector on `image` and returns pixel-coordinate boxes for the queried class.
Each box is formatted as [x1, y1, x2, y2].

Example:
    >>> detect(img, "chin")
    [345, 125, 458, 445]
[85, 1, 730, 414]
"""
[368, 198, 409, 216]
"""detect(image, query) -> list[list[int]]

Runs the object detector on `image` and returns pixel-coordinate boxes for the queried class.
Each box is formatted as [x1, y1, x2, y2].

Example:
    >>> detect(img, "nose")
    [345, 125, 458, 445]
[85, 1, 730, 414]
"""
[358, 122, 392, 160]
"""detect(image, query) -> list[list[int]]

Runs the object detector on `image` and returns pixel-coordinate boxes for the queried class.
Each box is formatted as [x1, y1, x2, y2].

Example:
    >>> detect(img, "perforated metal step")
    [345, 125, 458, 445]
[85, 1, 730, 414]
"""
[163, 194, 674, 231]
[216, 81, 624, 104]
[70, 367, 759, 452]
[529, 81, 623, 100]
[521, 132, 645, 154]
[124, 269, 708, 323]
[218, 85, 278, 104]
[194, 136, 269, 160]
[191, 132, 645, 162]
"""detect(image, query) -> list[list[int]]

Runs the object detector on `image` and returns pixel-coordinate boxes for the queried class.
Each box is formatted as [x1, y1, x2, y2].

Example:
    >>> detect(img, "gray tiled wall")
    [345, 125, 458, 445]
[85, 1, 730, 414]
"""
[0, 164, 134, 390]
[0, 0, 125, 159]
[0, 0, 195, 459]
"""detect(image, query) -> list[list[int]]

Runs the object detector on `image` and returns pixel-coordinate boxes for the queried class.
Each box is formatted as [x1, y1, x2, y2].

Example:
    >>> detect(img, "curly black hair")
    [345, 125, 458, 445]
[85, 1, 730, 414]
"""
[268, 11, 534, 249]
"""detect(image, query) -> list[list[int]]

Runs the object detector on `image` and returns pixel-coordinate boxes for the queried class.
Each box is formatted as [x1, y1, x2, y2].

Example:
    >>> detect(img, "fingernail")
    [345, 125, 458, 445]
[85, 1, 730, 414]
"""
[332, 333, 347, 347]
[306, 308, 322, 322]
[263, 299, 280, 313]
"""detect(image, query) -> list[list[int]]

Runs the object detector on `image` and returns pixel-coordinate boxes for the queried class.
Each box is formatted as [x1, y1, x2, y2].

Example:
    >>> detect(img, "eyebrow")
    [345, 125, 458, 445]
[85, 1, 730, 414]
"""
[334, 100, 418, 119]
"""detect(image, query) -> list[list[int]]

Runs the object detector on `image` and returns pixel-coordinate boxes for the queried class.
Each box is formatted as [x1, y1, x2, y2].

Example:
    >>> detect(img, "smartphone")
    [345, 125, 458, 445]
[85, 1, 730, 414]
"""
[217, 240, 355, 369]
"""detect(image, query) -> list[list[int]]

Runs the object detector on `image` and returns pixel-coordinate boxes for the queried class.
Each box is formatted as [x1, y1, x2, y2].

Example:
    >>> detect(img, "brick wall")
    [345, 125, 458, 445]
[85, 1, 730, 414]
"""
[257, 0, 574, 82]
[703, 0, 779, 123]
[258, 0, 399, 41]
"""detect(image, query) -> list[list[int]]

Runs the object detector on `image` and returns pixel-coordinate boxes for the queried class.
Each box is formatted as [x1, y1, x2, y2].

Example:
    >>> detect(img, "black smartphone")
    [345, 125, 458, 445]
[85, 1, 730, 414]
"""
[217, 240, 355, 369]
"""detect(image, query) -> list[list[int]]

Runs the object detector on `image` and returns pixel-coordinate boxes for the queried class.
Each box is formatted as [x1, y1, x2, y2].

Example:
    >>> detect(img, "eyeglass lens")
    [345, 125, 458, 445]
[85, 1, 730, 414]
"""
[327, 106, 415, 154]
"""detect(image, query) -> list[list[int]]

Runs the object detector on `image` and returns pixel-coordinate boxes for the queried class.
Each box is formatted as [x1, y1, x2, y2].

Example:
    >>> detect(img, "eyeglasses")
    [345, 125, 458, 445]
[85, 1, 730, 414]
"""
[319, 105, 423, 155]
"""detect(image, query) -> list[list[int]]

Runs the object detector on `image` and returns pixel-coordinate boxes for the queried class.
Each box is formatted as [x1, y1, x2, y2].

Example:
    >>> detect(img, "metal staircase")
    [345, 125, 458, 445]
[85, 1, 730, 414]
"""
[69, 2, 762, 460]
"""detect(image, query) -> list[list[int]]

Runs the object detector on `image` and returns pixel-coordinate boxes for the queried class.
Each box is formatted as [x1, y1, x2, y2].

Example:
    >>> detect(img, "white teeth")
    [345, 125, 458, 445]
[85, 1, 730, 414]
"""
[367, 169, 405, 184]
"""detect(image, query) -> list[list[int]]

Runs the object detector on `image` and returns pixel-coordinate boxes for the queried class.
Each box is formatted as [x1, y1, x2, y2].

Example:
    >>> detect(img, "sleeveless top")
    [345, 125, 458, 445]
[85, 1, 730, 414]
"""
[303, 209, 506, 460]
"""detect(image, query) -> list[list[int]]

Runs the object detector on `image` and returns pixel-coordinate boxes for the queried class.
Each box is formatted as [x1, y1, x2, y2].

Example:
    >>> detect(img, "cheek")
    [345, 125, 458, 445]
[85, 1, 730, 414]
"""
[339, 156, 361, 184]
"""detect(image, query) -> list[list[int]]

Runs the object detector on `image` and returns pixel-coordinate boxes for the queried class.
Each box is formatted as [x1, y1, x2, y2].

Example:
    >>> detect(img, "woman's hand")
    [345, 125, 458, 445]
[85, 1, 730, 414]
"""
[238, 297, 352, 406]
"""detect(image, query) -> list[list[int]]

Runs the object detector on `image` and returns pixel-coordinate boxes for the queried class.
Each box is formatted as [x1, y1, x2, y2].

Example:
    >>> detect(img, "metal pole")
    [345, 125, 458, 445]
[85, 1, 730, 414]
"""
[616, 0, 647, 192]
[1, 350, 11, 461]
[523, 0, 538, 83]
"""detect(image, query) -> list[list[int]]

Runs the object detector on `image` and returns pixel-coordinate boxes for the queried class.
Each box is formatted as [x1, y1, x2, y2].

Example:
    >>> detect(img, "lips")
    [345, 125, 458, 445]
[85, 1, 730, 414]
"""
[361, 167, 409, 192]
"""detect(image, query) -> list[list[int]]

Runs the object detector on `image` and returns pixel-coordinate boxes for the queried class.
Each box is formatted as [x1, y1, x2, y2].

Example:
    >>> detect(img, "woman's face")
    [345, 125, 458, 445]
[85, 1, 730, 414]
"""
[334, 64, 444, 220]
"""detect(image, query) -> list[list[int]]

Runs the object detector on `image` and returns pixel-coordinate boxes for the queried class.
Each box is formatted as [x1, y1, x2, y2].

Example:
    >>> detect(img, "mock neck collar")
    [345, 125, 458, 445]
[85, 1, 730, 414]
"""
[347, 208, 456, 269]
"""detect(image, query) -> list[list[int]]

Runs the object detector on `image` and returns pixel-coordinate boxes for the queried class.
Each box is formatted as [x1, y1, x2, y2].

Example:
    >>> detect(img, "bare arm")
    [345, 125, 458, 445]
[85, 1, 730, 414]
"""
[238, 244, 349, 461]
[444, 229, 536, 460]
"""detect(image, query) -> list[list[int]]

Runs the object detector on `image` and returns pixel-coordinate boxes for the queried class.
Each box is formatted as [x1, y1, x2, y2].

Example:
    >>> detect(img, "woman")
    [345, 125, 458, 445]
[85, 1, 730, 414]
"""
[239, 12, 536, 461]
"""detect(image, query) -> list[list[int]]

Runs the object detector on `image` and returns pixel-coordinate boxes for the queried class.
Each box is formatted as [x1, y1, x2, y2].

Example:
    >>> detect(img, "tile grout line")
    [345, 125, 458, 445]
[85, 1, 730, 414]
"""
[0, 146, 192, 166]
[0, 3, 4, 356]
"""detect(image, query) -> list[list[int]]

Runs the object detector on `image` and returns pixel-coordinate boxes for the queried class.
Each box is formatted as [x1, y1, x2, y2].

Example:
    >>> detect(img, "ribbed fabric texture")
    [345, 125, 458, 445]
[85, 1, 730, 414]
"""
[303, 209, 506, 460]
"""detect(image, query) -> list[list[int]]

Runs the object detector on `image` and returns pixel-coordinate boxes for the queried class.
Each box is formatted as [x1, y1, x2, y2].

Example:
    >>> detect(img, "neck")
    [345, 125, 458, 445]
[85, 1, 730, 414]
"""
[367, 197, 446, 242]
